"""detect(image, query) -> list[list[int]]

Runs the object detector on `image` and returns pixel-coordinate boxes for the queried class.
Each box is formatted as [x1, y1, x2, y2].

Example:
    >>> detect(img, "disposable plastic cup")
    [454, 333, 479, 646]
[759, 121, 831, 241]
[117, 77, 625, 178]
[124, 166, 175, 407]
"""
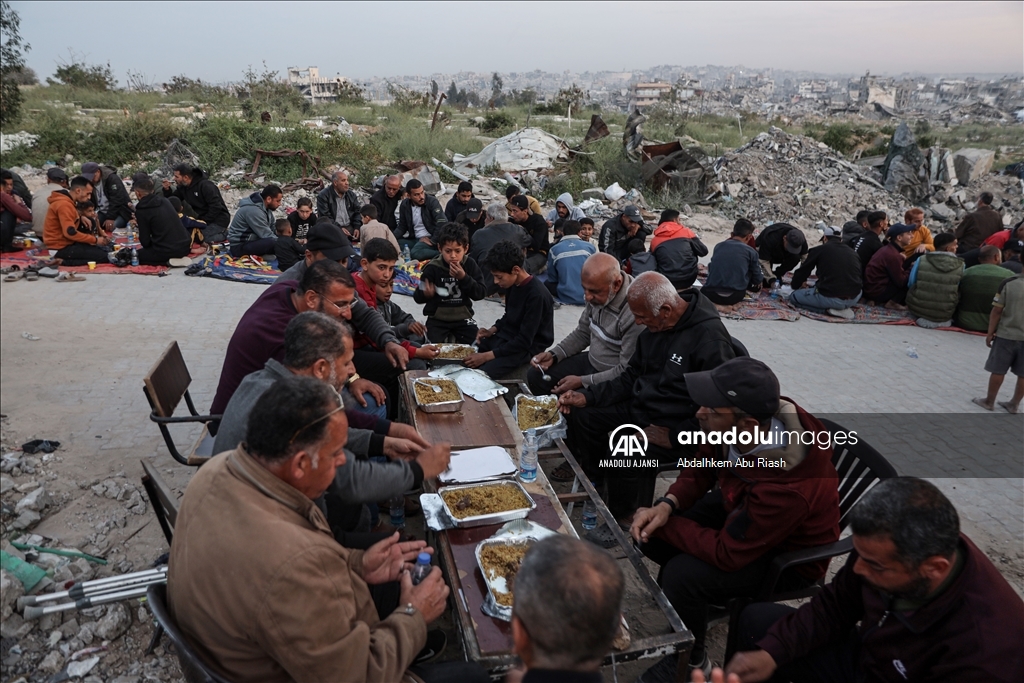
[87, 261, 97, 270]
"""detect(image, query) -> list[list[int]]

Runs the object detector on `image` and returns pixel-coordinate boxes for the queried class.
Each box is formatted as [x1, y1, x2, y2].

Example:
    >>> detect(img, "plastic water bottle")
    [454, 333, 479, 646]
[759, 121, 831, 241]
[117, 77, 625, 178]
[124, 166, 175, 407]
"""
[130, 247, 139, 267]
[581, 500, 598, 530]
[770, 281, 781, 299]
[519, 428, 538, 483]
[402, 244, 411, 261]
[389, 495, 406, 529]
[905, 346, 918, 359]
[410, 552, 432, 585]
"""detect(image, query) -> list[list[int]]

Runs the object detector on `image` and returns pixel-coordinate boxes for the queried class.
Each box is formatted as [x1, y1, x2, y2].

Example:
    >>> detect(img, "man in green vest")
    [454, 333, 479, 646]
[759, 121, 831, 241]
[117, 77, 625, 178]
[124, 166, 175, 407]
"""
[955, 246, 1016, 331]
[907, 233, 964, 328]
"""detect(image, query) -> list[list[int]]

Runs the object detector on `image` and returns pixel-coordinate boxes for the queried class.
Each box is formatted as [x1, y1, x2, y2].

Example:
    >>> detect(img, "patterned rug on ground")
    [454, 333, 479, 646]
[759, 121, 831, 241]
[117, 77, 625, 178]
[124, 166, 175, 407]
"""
[0, 251, 168, 276]
[184, 253, 282, 285]
[713, 291, 802, 322]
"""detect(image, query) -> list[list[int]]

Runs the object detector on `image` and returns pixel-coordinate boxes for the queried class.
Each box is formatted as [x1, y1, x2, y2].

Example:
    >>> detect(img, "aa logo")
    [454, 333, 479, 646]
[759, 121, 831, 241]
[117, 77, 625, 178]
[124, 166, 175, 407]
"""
[608, 424, 648, 458]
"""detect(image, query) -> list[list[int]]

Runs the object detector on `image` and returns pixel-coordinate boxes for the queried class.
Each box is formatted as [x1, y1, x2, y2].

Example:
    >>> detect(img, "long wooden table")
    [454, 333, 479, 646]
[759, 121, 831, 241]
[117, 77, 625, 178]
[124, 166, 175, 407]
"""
[399, 370, 693, 677]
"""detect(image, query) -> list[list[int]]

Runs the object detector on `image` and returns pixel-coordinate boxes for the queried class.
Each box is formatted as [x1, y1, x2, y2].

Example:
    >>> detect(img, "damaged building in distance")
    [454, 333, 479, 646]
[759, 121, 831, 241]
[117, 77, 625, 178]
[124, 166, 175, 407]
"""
[287, 66, 353, 104]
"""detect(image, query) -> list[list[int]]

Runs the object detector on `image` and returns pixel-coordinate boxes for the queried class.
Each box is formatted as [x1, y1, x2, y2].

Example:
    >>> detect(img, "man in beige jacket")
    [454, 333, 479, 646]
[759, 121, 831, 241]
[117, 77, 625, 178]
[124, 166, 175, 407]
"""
[168, 376, 487, 683]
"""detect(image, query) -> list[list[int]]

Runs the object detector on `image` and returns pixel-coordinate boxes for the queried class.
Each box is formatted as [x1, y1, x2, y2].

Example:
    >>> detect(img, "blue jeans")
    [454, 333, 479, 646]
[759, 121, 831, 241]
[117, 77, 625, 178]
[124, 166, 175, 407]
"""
[345, 388, 388, 421]
[789, 287, 861, 313]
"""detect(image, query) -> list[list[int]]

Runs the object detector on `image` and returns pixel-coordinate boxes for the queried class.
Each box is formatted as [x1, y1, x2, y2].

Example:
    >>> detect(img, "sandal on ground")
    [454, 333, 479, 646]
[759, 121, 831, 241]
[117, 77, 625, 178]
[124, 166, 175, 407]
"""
[55, 272, 86, 282]
[24, 269, 39, 281]
[550, 461, 576, 482]
[0, 265, 20, 275]
[3, 270, 24, 282]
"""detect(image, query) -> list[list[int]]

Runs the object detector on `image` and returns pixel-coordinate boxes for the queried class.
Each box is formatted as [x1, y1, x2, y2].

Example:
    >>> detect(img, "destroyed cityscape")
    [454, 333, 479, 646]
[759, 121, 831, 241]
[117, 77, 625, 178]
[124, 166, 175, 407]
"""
[1, 1, 1023, 682]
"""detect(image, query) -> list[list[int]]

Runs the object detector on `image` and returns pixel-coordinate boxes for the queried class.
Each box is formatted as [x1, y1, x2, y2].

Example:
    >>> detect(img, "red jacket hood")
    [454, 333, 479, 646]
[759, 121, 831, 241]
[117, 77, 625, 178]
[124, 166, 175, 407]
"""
[651, 221, 696, 250]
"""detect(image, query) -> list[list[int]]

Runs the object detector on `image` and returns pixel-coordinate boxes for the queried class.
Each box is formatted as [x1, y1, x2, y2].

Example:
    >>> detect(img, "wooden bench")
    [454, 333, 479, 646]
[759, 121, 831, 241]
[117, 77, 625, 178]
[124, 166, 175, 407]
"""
[142, 341, 220, 466]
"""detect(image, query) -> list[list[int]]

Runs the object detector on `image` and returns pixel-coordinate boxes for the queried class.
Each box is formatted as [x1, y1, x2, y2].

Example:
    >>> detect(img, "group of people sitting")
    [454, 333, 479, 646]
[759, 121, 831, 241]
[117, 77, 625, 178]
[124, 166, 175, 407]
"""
[64, 165, 1008, 681]
[695, 193, 1023, 331]
[168, 306, 1024, 681]
[0, 162, 232, 267]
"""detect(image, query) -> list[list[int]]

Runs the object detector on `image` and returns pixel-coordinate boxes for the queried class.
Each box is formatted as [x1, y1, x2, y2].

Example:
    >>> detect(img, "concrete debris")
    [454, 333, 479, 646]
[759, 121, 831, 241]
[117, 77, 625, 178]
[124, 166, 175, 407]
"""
[452, 128, 571, 176]
[15, 486, 51, 512]
[0, 131, 40, 153]
[67, 654, 101, 677]
[39, 650, 64, 672]
[96, 603, 131, 641]
[953, 148, 996, 186]
[13, 510, 41, 530]
[1, 569, 25, 620]
[882, 123, 929, 202]
[713, 126, 896, 227]
[393, 161, 445, 195]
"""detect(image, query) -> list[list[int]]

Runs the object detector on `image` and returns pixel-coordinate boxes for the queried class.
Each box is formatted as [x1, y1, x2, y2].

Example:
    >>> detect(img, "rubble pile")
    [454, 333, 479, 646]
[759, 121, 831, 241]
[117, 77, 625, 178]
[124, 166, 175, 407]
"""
[1, 422, 182, 682]
[713, 127, 897, 227]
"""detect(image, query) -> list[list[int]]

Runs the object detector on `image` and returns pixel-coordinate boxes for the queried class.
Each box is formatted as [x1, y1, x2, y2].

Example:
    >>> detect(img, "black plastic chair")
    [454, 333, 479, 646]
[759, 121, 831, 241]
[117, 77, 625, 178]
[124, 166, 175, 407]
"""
[147, 584, 233, 683]
[720, 419, 898, 660]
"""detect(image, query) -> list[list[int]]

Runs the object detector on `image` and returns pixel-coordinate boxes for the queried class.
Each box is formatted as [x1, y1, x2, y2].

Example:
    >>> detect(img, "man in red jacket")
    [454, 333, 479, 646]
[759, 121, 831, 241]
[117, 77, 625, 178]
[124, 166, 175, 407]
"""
[727, 477, 1024, 683]
[630, 357, 840, 678]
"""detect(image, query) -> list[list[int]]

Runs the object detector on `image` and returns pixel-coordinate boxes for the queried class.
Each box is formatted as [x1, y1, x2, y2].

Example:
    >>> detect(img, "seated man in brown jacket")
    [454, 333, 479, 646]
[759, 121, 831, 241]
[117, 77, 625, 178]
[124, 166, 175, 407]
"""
[168, 376, 487, 683]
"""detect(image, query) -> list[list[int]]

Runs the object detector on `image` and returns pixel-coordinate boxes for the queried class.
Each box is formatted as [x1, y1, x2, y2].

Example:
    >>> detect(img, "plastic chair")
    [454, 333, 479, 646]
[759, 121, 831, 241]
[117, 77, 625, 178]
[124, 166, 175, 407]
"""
[720, 419, 898, 660]
[147, 584, 233, 683]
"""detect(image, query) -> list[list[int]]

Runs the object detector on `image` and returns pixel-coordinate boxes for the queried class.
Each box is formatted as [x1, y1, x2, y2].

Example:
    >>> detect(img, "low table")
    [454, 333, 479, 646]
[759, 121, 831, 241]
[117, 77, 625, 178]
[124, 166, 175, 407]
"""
[400, 371, 693, 676]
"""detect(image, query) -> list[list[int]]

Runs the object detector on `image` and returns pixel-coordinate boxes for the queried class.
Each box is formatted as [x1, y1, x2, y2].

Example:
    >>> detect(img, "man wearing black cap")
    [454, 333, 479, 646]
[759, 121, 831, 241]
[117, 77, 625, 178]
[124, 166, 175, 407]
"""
[789, 225, 863, 319]
[453, 197, 485, 238]
[754, 223, 807, 287]
[863, 223, 915, 309]
[630, 357, 840, 678]
[598, 205, 652, 262]
[508, 194, 550, 275]
[277, 221, 357, 283]
[31, 168, 68, 237]
[81, 161, 133, 231]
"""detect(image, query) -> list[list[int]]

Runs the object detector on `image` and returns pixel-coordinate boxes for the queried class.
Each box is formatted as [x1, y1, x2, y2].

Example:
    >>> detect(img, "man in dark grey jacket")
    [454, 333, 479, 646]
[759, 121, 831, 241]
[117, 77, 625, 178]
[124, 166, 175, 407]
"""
[469, 203, 531, 296]
[213, 312, 448, 536]
[397, 179, 447, 260]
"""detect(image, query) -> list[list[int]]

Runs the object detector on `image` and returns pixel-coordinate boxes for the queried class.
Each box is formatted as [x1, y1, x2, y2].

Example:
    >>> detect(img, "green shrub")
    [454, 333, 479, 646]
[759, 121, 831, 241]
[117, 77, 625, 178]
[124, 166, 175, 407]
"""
[480, 111, 515, 134]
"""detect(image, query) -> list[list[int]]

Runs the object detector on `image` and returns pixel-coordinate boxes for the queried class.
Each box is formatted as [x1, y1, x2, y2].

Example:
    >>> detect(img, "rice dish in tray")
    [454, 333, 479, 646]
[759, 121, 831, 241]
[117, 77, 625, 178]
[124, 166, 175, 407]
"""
[440, 483, 531, 519]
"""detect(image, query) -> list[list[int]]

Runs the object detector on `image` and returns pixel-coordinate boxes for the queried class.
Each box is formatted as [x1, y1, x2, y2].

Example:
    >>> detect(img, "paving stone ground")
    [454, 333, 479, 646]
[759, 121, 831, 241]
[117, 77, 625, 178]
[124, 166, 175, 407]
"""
[1, 265, 1021, 679]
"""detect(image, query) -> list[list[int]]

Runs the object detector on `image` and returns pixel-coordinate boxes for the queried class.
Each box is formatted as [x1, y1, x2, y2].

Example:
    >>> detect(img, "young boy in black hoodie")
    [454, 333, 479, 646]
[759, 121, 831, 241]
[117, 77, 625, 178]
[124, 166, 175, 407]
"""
[413, 223, 486, 344]
[465, 239, 555, 379]
[273, 218, 304, 272]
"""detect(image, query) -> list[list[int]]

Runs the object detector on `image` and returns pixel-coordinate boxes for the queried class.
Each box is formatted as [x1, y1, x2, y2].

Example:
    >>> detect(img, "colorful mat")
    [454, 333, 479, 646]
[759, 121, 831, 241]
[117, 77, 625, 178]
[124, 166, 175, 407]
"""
[393, 260, 424, 296]
[715, 294, 802, 322]
[185, 253, 282, 285]
[0, 251, 167, 276]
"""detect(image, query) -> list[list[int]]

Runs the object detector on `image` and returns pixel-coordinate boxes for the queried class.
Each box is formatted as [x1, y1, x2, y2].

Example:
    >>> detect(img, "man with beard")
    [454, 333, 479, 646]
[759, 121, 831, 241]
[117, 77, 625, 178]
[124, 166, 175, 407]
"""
[397, 179, 447, 260]
[508, 194, 550, 274]
[727, 478, 1024, 683]
[370, 174, 403, 236]
[210, 259, 407, 418]
[317, 170, 362, 242]
[162, 164, 231, 243]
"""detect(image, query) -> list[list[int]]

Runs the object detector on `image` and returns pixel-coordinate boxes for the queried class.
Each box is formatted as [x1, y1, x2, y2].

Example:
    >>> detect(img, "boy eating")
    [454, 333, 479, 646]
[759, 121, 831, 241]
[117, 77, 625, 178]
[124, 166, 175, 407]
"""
[413, 223, 487, 344]
[375, 277, 428, 345]
[355, 238, 438, 362]
[465, 240, 554, 379]
[274, 218, 304, 273]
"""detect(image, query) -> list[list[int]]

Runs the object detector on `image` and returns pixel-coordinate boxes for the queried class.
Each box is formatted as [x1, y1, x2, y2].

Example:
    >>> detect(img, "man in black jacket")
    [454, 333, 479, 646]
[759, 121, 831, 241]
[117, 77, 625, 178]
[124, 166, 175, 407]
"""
[162, 164, 230, 242]
[469, 203, 531, 297]
[81, 162, 132, 230]
[316, 170, 361, 242]
[369, 174, 403, 236]
[755, 223, 807, 286]
[508, 194, 550, 274]
[599, 205, 651, 262]
[464, 240, 554, 379]
[558, 272, 735, 544]
[131, 174, 191, 266]
[397, 179, 447, 260]
[846, 210, 887, 272]
[788, 225, 863, 318]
